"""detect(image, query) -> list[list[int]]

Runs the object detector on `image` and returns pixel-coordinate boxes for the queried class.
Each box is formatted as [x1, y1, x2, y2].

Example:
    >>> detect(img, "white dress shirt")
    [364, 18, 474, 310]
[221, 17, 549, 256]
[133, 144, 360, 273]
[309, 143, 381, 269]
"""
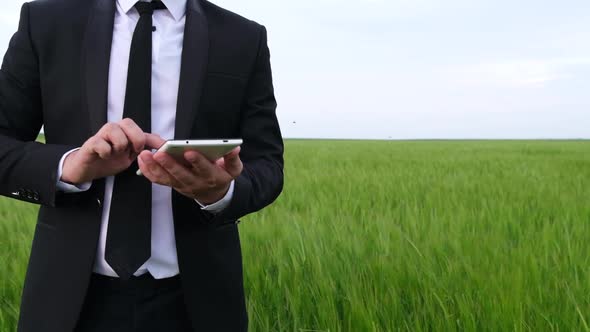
[56, 0, 234, 279]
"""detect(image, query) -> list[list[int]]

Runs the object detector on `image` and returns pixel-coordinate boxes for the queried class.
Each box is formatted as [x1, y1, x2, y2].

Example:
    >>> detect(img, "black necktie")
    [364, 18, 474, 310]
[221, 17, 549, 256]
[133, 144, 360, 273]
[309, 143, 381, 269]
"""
[105, 1, 167, 280]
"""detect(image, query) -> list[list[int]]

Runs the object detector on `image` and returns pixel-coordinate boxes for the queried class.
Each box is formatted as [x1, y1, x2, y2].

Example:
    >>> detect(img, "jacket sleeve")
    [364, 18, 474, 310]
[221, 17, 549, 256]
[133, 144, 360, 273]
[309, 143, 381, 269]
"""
[0, 3, 75, 207]
[212, 25, 284, 223]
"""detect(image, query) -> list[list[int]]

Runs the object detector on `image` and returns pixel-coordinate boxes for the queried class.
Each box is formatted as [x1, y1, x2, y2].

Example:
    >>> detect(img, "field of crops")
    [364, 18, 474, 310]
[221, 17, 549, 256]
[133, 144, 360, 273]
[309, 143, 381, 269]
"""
[1, 140, 589, 331]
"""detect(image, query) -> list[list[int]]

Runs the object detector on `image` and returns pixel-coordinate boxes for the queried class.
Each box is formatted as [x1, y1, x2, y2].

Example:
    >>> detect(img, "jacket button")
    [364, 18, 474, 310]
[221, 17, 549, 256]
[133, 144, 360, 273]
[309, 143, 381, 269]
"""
[96, 198, 102, 207]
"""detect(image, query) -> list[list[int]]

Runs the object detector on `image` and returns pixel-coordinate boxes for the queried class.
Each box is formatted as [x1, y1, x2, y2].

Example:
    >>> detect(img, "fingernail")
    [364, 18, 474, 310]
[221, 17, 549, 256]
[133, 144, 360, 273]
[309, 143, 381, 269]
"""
[186, 153, 197, 162]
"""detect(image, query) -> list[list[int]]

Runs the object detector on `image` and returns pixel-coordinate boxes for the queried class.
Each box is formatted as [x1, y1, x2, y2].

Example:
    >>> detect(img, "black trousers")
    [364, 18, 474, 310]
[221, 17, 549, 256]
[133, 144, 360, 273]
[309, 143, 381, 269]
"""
[74, 273, 193, 332]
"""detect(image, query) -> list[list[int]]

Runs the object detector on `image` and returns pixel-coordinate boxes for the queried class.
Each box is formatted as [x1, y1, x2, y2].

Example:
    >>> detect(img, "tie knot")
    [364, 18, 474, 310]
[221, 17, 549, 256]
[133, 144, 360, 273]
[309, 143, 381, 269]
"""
[135, 1, 167, 15]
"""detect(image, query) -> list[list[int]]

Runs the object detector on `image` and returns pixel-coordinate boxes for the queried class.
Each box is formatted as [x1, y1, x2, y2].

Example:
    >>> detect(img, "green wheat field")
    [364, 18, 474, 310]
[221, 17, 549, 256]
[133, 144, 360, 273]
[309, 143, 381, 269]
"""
[1, 140, 589, 331]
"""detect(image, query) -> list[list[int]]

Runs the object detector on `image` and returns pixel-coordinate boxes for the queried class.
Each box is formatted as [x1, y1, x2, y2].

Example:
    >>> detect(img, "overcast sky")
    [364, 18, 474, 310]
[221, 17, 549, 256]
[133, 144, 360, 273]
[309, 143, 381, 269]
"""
[1, 0, 588, 139]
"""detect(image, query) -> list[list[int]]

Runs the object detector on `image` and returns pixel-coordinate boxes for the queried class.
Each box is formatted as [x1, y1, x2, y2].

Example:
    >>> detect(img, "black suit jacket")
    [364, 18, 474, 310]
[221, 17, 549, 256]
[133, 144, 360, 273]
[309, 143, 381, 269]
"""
[0, 0, 284, 331]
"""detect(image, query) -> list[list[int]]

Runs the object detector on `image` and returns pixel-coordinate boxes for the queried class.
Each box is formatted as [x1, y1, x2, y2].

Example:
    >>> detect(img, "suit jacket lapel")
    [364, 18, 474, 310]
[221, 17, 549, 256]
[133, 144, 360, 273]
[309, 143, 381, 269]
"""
[83, 0, 115, 135]
[174, 0, 209, 139]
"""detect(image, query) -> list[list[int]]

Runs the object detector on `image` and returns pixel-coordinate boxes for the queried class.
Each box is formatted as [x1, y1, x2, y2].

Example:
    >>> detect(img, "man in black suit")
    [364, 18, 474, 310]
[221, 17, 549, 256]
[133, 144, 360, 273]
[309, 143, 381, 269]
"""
[0, 0, 283, 331]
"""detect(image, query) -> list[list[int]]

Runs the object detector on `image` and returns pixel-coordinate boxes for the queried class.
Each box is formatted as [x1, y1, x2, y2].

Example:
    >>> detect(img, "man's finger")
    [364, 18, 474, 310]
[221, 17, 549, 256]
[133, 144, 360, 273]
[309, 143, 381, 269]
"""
[119, 118, 146, 153]
[184, 150, 214, 177]
[215, 147, 240, 168]
[225, 146, 241, 160]
[222, 147, 243, 178]
[145, 133, 166, 150]
[100, 123, 129, 154]
[92, 137, 113, 159]
[138, 153, 157, 182]
[153, 152, 195, 187]
[138, 152, 176, 187]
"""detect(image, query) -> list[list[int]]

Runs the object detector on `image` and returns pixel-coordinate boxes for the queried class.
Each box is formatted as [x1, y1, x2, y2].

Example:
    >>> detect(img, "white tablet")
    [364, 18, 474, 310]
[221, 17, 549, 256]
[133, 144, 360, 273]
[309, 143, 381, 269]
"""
[136, 139, 242, 176]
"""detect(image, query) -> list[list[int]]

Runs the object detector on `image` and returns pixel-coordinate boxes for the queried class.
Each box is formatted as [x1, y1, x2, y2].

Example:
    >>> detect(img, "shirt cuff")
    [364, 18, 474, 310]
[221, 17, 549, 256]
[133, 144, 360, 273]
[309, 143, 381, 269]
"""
[56, 148, 92, 193]
[195, 180, 235, 214]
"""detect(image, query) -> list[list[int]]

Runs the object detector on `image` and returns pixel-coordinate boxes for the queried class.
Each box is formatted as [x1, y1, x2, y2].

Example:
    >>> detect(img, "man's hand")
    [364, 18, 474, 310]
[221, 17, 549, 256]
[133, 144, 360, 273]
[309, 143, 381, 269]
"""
[61, 119, 165, 185]
[137, 147, 243, 205]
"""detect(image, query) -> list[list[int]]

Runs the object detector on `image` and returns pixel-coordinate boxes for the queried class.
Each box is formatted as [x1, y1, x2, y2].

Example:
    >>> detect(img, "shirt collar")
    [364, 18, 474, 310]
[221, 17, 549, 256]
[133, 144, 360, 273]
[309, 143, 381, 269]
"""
[117, 0, 187, 21]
